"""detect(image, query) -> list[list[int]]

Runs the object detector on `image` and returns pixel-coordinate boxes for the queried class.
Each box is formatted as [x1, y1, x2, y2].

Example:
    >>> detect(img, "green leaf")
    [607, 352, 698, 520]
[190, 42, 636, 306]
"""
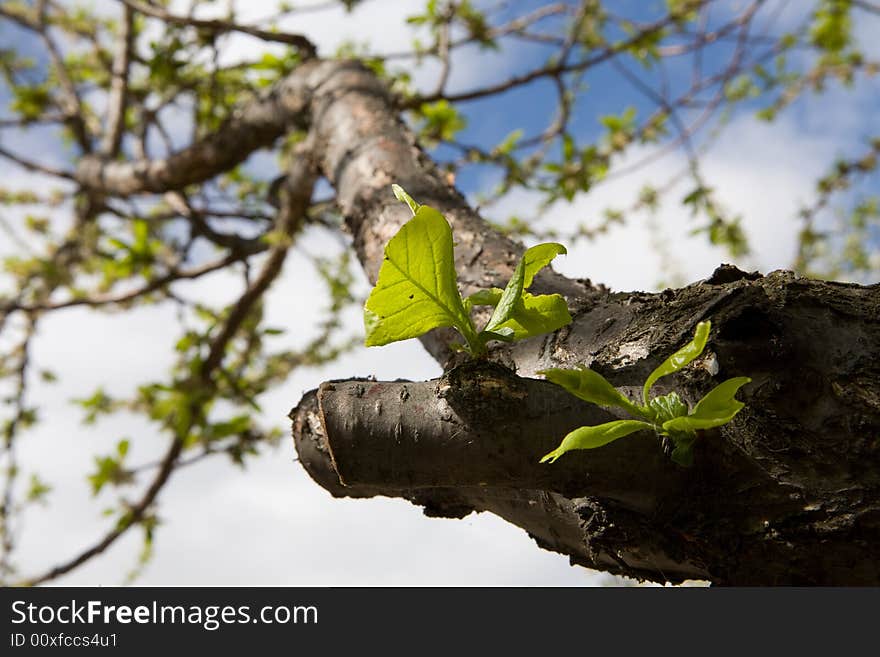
[469, 243, 571, 344]
[495, 292, 571, 340]
[522, 242, 567, 288]
[482, 241, 567, 334]
[392, 184, 420, 216]
[466, 288, 502, 307]
[208, 415, 252, 440]
[647, 391, 688, 424]
[364, 205, 475, 348]
[416, 99, 467, 144]
[539, 366, 644, 416]
[663, 377, 751, 432]
[480, 327, 515, 343]
[669, 433, 696, 467]
[484, 257, 525, 332]
[540, 420, 654, 463]
[26, 473, 52, 504]
[642, 320, 711, 404]
[495, 129, 523, 155]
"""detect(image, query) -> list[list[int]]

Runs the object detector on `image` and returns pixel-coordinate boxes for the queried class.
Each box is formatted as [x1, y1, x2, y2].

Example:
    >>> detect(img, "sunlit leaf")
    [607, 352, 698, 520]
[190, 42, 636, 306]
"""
[476, 242, 571, 345]
[522, 242, 567, 288]
[363, 205, 474, 348]
[540, 366, 643, 416]
[643, 321, 711, 404]
[541, 420, 654, 463]
[484, 256, 525, 332]
[663, 377, 751, 432]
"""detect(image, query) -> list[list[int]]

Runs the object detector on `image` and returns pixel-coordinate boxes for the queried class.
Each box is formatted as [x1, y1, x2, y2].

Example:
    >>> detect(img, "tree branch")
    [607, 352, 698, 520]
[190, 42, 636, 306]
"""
[315, 361, 675, 510]
[293, 268, 880, 584]
[73, 58, 322, 195]
[118, 0, 317, 57]
[100, 3, 134, 157]
[291, 386, 711, 583]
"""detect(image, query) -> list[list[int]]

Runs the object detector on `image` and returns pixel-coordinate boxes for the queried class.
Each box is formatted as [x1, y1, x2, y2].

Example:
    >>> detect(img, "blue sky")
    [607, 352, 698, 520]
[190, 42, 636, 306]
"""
[0, 0, 878, 586]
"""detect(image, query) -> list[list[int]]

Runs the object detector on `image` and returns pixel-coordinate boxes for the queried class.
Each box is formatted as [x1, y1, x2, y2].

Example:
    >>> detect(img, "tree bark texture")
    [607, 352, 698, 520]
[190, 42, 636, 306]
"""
[91, 58, 879, 584]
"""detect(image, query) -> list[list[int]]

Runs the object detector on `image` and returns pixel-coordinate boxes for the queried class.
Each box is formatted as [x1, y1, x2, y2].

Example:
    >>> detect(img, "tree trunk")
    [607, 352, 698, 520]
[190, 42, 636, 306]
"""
[168, 58, 878, 586]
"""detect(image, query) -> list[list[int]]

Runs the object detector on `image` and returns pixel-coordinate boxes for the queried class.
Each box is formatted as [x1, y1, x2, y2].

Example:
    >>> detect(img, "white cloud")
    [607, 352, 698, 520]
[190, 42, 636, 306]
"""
[488, 101, 862, 292]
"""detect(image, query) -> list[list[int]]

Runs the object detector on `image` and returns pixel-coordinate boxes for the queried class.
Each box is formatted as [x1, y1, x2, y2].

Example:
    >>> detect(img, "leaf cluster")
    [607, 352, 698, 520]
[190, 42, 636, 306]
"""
[540, 321, 750, 466]
[363, 186, 572, 356]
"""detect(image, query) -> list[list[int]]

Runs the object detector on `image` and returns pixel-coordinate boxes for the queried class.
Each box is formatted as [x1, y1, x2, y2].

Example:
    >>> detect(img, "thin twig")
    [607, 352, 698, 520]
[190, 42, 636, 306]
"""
[100, 4, 134, 157]
[117, 0, 317, 57]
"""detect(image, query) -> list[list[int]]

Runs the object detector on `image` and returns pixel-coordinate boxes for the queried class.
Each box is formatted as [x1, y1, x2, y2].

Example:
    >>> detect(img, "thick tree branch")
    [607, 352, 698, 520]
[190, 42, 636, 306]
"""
[74, 66, 317, 194]
[292, 387, 711, 583]
[315, 361, 677, 511]
[294, 268, 880, 585]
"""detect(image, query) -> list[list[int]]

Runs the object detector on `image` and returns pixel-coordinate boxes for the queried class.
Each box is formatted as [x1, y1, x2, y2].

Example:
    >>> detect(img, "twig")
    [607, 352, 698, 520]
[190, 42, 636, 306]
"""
[118, 0, 317, 57]
[100, 4, 134, 157]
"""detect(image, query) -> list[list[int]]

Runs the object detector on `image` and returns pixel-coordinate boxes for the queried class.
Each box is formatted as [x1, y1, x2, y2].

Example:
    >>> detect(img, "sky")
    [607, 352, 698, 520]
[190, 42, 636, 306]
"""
[0, 0, 878, 587]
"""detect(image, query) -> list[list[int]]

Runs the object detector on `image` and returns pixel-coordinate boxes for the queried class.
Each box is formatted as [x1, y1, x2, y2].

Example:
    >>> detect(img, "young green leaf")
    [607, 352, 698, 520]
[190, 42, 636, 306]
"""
[482, 241, 568, 334]
[662, 376, 751, 433]
[466, 288, 502, 307]
[522, 242, 567, 288]
[391, 184, 420, 216]
[467, 243, 571, 347]
[363, 205, 476, 349]
[480, 327, 515, 342]
[366, 188, 571, 355]
[540, 420, 654, 463]
[483, 256, 526, 332]
[539, 366, 644, 417]
[642, 320, 711, 404]
[472, 292, 571, 345]
[647, 391, 688, 424]
[496, 292, 572, 340]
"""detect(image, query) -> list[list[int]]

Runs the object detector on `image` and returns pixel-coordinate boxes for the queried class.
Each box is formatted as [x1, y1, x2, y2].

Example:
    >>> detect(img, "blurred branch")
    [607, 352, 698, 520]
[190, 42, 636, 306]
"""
[117, 0, 317, 57]
[100, 3, 134, 157]
[35, 0, 92, 152]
